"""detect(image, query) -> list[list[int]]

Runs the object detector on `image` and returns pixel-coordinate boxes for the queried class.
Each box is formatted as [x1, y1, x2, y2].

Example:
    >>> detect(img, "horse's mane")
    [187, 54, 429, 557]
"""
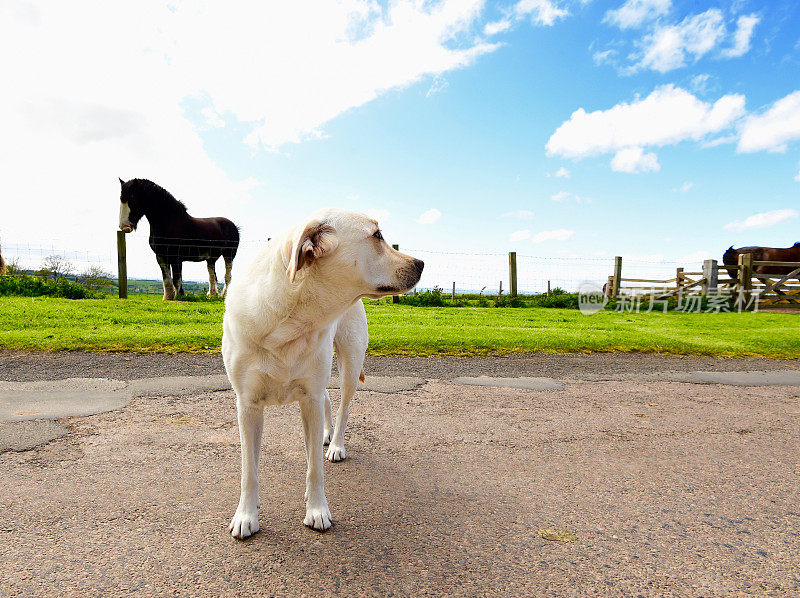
[131, 178, 188, 213]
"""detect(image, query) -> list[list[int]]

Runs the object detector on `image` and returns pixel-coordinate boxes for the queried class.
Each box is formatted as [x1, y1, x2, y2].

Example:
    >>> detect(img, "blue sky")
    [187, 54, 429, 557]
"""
[1, 1, 799, 287]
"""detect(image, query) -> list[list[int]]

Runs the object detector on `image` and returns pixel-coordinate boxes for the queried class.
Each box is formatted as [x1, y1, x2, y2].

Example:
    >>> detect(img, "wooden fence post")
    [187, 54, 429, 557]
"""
[675, 267, 684, 295]
[498, 281, 503, 297]
[508, 251, 517, 297]
[738, 253, 753, 306]
[116, 230, 128, 299]
[611, 256, 622, 298]
[452, 282, 455, 301]
[391, 244, 400, 304]
[702, 259, 718, 296]
[547, 280, 551, 296]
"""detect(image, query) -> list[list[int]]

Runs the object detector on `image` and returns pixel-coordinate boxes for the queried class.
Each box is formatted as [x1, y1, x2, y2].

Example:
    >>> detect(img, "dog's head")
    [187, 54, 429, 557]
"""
[286, 209, 423, 299]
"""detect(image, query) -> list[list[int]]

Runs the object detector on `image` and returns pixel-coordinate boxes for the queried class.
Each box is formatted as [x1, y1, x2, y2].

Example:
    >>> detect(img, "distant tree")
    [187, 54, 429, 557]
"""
[4, 256, 22, 275]
[36, 255, 74, 280]
[78, 265, 113, 290]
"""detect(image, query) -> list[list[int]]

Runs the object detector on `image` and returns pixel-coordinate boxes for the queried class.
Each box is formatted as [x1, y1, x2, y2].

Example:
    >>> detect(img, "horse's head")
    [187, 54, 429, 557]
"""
[118, 178, 145, 232]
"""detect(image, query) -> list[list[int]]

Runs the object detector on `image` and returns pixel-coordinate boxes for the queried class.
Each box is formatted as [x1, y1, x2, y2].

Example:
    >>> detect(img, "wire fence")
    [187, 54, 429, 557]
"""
[0, 236, 707, 296]
[406, 247, 693, 295]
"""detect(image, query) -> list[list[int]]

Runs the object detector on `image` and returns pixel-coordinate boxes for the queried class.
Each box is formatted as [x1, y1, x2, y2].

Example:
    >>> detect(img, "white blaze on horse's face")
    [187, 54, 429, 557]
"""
[119, 201, 133, 232]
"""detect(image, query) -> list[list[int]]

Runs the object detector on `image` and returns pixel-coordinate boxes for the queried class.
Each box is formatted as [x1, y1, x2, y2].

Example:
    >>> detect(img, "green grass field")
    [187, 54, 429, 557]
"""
[0, 294, 798, 357]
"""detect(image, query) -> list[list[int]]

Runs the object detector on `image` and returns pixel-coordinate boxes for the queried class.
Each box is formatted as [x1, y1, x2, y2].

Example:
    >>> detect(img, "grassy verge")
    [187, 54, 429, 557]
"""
[0, 295, 798, 358]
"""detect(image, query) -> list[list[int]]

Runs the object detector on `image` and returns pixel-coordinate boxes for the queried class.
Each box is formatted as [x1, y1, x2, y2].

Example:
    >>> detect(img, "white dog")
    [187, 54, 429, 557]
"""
[222, 208, 423, 539]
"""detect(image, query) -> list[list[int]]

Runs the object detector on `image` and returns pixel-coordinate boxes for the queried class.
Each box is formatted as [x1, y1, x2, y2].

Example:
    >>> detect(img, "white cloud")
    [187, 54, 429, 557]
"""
[531, 229, 575, 243]
[723, 209, 799, 232]
[367, 208, 391, 223]
[689, 73, 711, 94]
[592, 48, 618, 66]
[611, 9, 760, 74]
[701, 134, 737, 148]
[555, 166, 570, 178]
[550, 190, 592, 202]
[546, 85, 746, 168]
[610, 146, 660, 173]
[514, 0, 568, 27]
[509, 229, 531, 242]
[721, 14, 760, 58]
[484, 0, 568, 36]
[500, 210, 536, 219]
[199, 107, 225, 129]
[680, 181, 693, 192]
[636, 9, 726, 73]
[69, 1, 497, 152]
[604, 0, 671, 30]
[738, 90, 800, 153]
[484, 19, 512, 35]
[426, 75, 450, 97]
[795, 165, 800, 182]
[417, 208, 442, 225]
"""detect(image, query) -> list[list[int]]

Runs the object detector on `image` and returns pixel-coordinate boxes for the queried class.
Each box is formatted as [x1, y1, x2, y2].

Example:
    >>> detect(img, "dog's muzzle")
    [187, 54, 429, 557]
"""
[376, 259, 424, 294]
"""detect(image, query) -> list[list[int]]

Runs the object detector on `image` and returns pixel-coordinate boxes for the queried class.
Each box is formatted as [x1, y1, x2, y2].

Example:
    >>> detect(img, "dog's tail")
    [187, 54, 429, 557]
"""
[359, 369, 366, 383]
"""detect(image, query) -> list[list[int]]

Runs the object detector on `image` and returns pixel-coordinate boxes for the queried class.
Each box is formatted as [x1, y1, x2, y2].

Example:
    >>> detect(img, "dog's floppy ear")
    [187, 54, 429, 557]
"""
[286, 220, 339, 282]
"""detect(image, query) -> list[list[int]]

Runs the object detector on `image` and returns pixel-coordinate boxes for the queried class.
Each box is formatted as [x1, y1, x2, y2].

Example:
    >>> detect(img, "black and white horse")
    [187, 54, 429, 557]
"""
[118, 178, 239, 300]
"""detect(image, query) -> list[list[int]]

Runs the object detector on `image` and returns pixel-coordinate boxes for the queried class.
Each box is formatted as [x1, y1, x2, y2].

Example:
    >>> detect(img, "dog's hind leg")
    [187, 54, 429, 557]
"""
[299, 390, 332, 531]
[323, 389, 333, 445]
[325, 349, 364, 462]
[229, 398, 264, 540]
[326, 303, 368, 463]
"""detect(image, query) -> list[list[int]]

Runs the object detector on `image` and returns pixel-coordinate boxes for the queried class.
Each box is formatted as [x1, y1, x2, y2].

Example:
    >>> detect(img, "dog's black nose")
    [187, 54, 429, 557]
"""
[414, 259, 424, 273]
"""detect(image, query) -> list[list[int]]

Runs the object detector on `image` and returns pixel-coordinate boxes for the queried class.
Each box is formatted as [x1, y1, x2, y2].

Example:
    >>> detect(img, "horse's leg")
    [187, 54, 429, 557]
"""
[221, 256, 233, 298]
[156, 255, 176, 301]
[171, 262, 184, 297]
[207, 259, 219, 297]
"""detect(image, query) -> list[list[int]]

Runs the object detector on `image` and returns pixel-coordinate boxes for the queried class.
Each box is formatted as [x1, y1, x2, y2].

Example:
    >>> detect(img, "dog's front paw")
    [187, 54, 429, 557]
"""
[229, 507, 259, 540]
[325, 443, 346, 462]
[303, 504, 332, 532]
[323, 429, 332, 445]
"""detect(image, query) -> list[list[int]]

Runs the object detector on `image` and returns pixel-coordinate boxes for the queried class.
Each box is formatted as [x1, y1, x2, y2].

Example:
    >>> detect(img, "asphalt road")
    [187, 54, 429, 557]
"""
[0, 352, 798, 596]
[2, 349, 799, 381]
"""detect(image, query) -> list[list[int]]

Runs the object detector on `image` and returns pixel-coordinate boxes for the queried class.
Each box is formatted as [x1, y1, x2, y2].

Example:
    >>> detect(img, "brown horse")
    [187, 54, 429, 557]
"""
[119, 178, 240, 300]
[723, 243, 800, 281]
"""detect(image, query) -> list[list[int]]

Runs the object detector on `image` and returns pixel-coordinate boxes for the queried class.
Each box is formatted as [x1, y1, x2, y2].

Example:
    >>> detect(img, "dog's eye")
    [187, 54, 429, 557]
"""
[373, 230, 383, 241]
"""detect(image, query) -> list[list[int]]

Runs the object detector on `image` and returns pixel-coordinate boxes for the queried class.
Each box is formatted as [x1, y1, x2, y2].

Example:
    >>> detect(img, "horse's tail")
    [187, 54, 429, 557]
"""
[219, 218, 240, 259]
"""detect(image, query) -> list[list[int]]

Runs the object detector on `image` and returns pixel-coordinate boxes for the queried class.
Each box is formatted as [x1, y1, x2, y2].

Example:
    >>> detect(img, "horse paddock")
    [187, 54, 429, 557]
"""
[0, 352, 798, 596]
